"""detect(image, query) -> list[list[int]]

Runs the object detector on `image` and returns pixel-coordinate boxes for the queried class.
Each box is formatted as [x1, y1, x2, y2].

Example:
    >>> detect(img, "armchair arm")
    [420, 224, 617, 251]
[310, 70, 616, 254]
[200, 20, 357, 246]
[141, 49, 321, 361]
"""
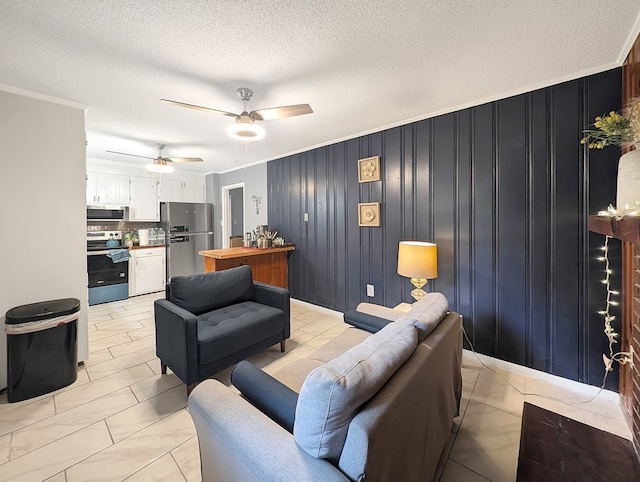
[231, 361, 298, 433]
[254, 282, 291, 338]
[343, 310, 392, 334]
[189, 380, 349, 482]
[154, 299, 199, 385]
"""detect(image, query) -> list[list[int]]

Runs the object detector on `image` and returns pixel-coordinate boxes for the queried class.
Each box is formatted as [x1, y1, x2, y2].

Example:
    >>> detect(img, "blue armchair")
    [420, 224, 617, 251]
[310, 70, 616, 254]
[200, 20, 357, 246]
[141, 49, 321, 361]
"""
[154, 265, 290, 394]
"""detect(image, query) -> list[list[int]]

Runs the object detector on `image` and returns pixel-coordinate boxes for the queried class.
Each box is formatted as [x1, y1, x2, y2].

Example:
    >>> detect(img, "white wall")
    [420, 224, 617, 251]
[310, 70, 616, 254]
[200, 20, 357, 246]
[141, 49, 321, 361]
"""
[0, 89, 87, 390]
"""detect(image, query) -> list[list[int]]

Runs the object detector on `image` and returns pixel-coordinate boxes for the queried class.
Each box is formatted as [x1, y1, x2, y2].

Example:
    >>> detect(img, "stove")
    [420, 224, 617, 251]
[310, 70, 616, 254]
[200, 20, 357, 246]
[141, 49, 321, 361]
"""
[86, 231, 129, 305]
[87, 231, 122, 252]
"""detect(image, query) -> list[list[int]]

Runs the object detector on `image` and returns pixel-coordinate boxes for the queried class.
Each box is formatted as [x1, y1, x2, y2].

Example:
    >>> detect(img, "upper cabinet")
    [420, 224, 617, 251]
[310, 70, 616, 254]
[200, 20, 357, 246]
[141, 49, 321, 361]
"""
[129, 175, 159, 221]
[86, 172, 129, 206]
[159, 179, 205, 203]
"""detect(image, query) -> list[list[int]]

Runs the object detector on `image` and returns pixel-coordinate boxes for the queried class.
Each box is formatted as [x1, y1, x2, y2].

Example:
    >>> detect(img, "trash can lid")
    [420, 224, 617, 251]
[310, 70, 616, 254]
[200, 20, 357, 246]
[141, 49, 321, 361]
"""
[5, 298, 80, 324]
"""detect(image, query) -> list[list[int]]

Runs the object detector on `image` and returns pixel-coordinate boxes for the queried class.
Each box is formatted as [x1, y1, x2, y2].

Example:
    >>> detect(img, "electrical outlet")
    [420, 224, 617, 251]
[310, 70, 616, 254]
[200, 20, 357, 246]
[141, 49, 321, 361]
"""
[304, 212, 309, 222]
[366, 284, 375, 297]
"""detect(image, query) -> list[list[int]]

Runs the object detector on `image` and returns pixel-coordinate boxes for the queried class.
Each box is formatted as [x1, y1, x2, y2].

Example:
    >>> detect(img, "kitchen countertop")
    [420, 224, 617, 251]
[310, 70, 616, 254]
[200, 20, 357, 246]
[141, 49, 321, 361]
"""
[199, 245, 295, 259]
[128, 244, 165, 250]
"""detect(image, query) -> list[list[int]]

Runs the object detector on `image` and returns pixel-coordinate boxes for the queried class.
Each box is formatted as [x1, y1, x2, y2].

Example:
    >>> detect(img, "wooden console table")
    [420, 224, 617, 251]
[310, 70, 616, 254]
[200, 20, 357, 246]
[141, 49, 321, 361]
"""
[199, 245, 295, 289]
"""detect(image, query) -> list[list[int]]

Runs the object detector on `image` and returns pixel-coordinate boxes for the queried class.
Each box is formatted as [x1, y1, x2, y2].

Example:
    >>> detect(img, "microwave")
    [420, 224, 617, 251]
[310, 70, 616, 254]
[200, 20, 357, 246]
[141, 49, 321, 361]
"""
[86, 206, 126, 221]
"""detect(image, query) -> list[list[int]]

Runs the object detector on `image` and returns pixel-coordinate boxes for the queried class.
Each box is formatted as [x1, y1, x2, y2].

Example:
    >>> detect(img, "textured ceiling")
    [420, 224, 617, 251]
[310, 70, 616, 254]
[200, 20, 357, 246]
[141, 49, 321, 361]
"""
[2, 1, 639, 173]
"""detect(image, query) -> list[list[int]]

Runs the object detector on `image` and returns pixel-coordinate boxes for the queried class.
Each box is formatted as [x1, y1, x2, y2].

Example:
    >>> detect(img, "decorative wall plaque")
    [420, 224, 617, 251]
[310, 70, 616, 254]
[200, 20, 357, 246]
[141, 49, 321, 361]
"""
[358, 156, 381, 183]
[358, 202, 381, 227]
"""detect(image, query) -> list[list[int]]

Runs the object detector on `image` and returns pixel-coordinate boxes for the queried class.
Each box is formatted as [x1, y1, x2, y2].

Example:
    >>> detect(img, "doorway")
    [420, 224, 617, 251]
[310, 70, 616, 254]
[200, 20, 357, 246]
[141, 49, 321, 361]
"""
[221, 182, 245, 248]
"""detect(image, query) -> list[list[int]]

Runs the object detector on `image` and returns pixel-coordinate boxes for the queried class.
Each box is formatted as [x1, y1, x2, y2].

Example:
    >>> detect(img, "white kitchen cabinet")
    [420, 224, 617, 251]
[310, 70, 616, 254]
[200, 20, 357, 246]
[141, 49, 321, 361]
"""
[86, 171, 130, 205]
[129, 175, 159, 221]
[129, 247, 166, 296]
[159, 179, 205, 203]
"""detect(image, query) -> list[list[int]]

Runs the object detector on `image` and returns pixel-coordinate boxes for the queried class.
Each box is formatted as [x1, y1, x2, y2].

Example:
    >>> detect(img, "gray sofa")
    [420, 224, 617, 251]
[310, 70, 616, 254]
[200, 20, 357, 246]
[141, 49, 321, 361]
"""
[189, 293, 462, 481]
[154, 265, 290, 393]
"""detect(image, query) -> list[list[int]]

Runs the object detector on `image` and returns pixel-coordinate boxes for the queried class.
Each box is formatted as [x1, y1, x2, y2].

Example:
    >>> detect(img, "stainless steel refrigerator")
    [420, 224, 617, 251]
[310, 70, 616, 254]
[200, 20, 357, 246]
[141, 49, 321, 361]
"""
[160, 202, 214, 279]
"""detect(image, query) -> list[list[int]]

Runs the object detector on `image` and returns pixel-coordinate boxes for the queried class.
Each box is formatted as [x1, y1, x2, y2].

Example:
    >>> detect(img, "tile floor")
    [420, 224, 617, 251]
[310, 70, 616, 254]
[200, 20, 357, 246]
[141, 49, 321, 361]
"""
[0, 293, 631, 481]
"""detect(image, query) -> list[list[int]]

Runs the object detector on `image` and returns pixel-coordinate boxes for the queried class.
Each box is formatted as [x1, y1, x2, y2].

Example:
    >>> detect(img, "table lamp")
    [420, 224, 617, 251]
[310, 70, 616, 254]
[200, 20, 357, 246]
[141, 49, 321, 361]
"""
[397, 241, 438, 301]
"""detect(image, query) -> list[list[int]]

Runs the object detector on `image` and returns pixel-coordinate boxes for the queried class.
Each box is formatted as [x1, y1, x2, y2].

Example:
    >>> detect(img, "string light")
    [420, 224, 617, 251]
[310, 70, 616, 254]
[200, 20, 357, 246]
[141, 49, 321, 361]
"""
[596, 235, 633, 375]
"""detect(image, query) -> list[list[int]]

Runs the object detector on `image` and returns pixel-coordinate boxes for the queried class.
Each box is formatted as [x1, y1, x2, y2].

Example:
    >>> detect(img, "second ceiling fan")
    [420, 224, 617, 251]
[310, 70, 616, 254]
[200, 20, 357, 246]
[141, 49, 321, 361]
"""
[161, 87, 313, 141]
[107, 143, 203, 172]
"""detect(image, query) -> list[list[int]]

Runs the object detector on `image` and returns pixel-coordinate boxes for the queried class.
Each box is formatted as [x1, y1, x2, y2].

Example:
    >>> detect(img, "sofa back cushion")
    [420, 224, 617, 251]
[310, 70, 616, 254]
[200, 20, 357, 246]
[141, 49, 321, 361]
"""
[396, 292, 449, 341]
[168, 265, 255, 315]
[294, 321, 418, 460]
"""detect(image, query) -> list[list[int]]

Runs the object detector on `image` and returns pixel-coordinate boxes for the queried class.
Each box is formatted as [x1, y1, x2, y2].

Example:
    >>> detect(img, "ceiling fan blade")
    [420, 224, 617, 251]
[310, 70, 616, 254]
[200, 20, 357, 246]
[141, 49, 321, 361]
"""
[251, 104, 313, 121]
[166, 157, 204, 163]
[106, 150, 155, 160]
[160, 99, 237, 118]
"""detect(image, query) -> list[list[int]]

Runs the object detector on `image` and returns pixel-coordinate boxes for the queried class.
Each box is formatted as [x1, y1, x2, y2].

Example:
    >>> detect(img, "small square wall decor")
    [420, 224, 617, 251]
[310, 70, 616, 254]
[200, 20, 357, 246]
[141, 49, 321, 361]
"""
[358, 156, 381, 183]
[358, 202, 381, 227]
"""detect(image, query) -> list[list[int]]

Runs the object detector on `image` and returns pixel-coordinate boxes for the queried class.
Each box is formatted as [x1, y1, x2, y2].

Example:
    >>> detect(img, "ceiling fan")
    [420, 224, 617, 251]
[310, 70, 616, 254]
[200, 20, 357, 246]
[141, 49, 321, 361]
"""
[107, 144, 203, 173]
[161, 87, 313, 141]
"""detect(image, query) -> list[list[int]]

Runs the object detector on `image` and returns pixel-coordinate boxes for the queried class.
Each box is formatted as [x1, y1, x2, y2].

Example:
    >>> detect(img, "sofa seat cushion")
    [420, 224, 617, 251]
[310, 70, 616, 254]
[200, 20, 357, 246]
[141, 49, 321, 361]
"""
[294, 321, 418, 460]
[197, 301, 285, 364]
[396, 292, 449, 341]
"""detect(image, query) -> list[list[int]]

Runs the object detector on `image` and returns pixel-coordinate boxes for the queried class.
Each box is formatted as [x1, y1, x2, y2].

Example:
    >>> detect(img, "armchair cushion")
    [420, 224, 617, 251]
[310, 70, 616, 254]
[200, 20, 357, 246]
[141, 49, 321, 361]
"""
[294, 321, 418, 460]
[197, 301, 285, 364]
[168, 265, 254, 315]
[396, 292, 449, 342]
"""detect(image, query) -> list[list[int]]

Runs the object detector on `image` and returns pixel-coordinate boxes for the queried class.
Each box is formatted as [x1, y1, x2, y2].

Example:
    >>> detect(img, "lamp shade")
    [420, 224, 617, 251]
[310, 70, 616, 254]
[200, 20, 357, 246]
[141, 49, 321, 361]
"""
[397, 241, 438, 279]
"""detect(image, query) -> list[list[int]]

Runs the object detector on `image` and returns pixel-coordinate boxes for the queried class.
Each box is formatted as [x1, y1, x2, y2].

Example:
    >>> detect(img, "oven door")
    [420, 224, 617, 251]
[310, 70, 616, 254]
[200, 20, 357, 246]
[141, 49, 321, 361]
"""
[87, 251, 129, 288]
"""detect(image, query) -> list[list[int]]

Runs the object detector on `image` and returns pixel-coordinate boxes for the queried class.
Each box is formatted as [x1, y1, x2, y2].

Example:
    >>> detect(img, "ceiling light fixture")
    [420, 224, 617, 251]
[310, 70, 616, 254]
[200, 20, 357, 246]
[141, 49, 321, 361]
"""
[146, 158, 174, 173]
[227, 118, 265, 141]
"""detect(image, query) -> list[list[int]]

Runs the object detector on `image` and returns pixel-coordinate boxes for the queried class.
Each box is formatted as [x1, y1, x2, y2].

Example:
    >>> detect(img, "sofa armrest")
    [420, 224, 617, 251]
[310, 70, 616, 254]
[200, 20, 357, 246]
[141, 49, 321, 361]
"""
[231, 361, 298, 433]
[343, 310, 392, 333]
[254, 281, 291, 338]
[154, 299, 199, 385]
[189, 380, 349, 482]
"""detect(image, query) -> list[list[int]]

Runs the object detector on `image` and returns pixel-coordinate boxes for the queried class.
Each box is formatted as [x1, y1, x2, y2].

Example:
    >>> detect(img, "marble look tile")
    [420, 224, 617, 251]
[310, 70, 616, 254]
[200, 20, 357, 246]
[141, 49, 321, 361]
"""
[127, 324, 156, 340]
[85, 346, 157, 381]
[305, 325, 349, 349]
[297, 316, 342, 335]
[106, 385, 187, 443]
[171, 435, 200, 482]
[130, 373, 182, 403]
[579, 391, 626, 418]
[524, 395, 585, 423]
[89, 303, 127, 314]
[109, 334, 156, 359]
[55, 364, 154, 413]
[10, 387, 137, 459]
[125, 453, 186, 481]
[449, 401, 521, 482]
[471, 367, 525, 416]
[88, 323, 97, 332]
[288, 329, 316, 346]
[440, 460, 491, 482]
[147, 360, 164, 376]
[43, 472, 66, 482]
[109, 306, 155, 319]
[82, 348, 114, 367]
[94, 319, 145, 334]
[139, 317, 157, 327]
[66, 409, 196, 482]
[89, 332, 132, 353]
[0, 433, 10, 464]
[0, 397, 55, 437]
[525, 377, 582, 405]
[290, 319, 309, 331]
[462, 365, 482, 385]
[261, 345, 317, 375]
[582, 409, 632, 440]
[452, 381, 475, 433]
[0, 421, 112, 482]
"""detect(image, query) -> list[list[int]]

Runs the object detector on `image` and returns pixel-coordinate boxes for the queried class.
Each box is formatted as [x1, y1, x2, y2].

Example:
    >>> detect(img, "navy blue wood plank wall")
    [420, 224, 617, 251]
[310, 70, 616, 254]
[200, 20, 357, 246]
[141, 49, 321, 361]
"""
[268, 68, 622, 388]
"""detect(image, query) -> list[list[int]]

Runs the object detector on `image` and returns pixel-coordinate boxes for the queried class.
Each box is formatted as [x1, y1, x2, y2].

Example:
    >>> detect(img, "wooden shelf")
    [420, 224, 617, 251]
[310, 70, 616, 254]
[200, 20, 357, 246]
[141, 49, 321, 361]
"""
[588, 215, 640, 244]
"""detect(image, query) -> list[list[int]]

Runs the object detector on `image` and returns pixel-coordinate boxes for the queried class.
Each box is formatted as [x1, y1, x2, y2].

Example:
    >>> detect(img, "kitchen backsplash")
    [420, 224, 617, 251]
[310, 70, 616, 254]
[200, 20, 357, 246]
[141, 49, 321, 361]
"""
[87, 221, 160, 234]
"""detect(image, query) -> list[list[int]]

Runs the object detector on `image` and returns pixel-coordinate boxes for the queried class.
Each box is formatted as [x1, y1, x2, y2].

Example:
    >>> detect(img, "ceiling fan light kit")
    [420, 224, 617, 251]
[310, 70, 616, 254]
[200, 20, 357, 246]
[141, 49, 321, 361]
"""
[146, 159, 174, 173]
[227, 121, 265, 141]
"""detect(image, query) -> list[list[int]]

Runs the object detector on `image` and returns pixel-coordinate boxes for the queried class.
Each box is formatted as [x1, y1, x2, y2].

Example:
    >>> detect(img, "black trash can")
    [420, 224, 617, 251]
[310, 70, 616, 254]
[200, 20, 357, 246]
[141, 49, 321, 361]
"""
[5, 298, 80, 403]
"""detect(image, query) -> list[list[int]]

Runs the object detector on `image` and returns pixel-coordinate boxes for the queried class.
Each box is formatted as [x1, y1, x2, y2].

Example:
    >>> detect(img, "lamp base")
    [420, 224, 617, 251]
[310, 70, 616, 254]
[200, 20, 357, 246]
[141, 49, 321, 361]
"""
[409, 278, 428, 301]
